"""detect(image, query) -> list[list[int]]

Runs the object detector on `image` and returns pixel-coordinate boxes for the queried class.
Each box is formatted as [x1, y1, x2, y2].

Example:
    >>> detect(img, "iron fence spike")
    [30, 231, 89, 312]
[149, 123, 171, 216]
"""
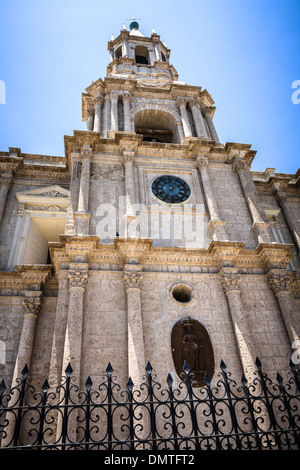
[255, 357, 262, 369]
[220, 359, 226, 371]
[166, 373, 173, 387]
[85, 376, 93, 390]
[0, 379, 6, 395]
[22, 364, 29, 379]
[204, 372, 210, 386]
[106, 362, 113, 375]
[146, 361, 153, 374]
[65, 363, 73, 376]
[41, 379, 49, 393]
[276, 372, 283, 384]
[183, 360, 190, 374]
[241, 373, 248, 386]
[127, 377, 134, 391]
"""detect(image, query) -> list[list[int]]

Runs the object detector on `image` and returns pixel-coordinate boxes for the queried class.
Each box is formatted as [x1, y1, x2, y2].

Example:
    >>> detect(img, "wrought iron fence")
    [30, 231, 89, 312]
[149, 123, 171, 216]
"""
[0, 358, 299, 450]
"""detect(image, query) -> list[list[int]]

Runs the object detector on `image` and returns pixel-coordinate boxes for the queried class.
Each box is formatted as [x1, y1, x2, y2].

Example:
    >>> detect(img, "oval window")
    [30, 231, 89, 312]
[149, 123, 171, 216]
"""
[171, 317, 215, 387]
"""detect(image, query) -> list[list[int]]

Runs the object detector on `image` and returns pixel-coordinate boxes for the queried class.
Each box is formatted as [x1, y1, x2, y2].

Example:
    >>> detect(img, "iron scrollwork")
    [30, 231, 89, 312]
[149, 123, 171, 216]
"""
[0, 358, 300, 450]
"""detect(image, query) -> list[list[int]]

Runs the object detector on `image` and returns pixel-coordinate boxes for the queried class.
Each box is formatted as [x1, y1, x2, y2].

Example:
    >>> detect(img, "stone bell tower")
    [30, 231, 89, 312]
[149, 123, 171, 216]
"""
[0, 20, 299, 395]
[81, 19, 219, 145]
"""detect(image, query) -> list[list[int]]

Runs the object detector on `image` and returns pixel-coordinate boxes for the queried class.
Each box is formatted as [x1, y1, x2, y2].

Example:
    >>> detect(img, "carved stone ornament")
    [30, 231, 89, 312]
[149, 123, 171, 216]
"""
[91, 166, 125, 181]
[22, 292, 42, 317]
[171, 317, 215, 387]
[267, 271, 291, 296]
[221, 273, 242, 295]
[123, 267, 143, 291]
[68, 264, 88, 290]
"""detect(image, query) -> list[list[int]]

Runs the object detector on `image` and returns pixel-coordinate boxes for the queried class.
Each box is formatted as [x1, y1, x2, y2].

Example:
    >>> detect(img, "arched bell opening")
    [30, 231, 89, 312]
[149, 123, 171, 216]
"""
[135, 45, 149, 65]
[134, 108, 181, 144]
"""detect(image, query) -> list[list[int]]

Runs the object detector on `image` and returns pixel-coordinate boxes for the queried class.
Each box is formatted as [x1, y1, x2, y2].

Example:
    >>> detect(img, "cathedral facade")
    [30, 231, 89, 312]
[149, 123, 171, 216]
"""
[0, 21, 299, 399]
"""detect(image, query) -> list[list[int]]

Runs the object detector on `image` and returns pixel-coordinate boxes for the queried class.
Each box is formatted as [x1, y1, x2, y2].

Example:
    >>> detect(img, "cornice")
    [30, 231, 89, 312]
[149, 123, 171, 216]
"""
[47, 235, 296, 275]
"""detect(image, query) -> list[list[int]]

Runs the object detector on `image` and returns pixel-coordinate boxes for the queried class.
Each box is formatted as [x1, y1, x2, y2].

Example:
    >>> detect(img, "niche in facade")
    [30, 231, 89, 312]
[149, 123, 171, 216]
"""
[171, 317, 215, 387]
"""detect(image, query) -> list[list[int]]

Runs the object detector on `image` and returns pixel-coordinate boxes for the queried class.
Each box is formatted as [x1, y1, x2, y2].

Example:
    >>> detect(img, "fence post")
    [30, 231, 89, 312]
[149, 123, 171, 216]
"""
[61, 363, 72, 450]
[146, 362, 157, 451]
[37, 379, 50, 449]
[205, 373, 221, 450]
[84, 376, 92, 451]
[220, 360, 241, 450]
[241, 373, 262, 450]
[255, 358, 281, 450]
[166, 373, 179, 451]
[276, 372, 300, 449]
[183, 361, 200, 450]
[127, 377, 135, 450]
[106, 363, 113, 451]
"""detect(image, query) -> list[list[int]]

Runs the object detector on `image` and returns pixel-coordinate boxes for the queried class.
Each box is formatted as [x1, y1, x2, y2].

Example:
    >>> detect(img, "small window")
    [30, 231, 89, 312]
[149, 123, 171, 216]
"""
[172, 284, 192, 303]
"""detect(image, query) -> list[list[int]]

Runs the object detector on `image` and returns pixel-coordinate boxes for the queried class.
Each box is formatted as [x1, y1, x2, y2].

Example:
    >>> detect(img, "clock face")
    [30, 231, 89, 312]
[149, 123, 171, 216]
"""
[152, 175, 191, 204]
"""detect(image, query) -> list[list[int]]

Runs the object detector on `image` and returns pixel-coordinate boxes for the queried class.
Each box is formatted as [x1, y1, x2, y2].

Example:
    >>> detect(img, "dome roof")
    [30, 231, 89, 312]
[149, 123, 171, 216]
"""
[129, 19, 144, 37]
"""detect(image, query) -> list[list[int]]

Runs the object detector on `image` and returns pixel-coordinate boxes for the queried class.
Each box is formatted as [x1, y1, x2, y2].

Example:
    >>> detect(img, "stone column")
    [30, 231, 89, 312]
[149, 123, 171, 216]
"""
[267, 270, 300, 347]
[102, 94, 111, 138]
[153, 40, 162, 61]
[75, 146, 92, 235]
[233, 157, 272, 245]
[110, 92, 119, 131]
[48, 270, 70, 388]
[62, 262, 88, 383]
[0, 171, 13, 225]
[275, 190, 300, 255]
[177, 99, 192, 138]
[86, 106, 94, 131]
[93, 96, 103, 133]
[190, 102, 209, 138]
[221, 271, 256, 381]
[123, 265, 145, 385]
[196, 156, 227, 241]
[11, 291, 42, 386]
[123, 150, 135, 214]
[123, 94, 131, 132]
[202, 107, 220, 144]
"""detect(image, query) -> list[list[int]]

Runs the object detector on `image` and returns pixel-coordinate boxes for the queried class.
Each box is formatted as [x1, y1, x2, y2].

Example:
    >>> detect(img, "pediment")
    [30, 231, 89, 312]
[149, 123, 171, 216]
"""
[16, 185, 70, 205]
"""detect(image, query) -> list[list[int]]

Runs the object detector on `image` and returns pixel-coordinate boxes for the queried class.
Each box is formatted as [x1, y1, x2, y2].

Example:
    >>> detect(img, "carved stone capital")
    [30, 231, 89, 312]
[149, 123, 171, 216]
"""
[0, 173, 13, 188]
[267, 270, 291, 296]
[123, 266, 143, 291]
[22, 291, 42, 317]
[221, 273, 242, 295]
[94, 95, 104, 105]
[123, 150, 135, 163]
[196, 155, 209, 169]
[176, 97, 189, 108]
[68, 263, 89, 290]
[232, 158, 250, 173]
[80, 146, 92, 160]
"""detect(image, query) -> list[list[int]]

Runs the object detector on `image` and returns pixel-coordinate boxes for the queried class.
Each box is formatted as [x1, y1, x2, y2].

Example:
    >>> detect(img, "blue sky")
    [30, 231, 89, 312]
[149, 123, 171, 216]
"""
[0, 0, 299, 173]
